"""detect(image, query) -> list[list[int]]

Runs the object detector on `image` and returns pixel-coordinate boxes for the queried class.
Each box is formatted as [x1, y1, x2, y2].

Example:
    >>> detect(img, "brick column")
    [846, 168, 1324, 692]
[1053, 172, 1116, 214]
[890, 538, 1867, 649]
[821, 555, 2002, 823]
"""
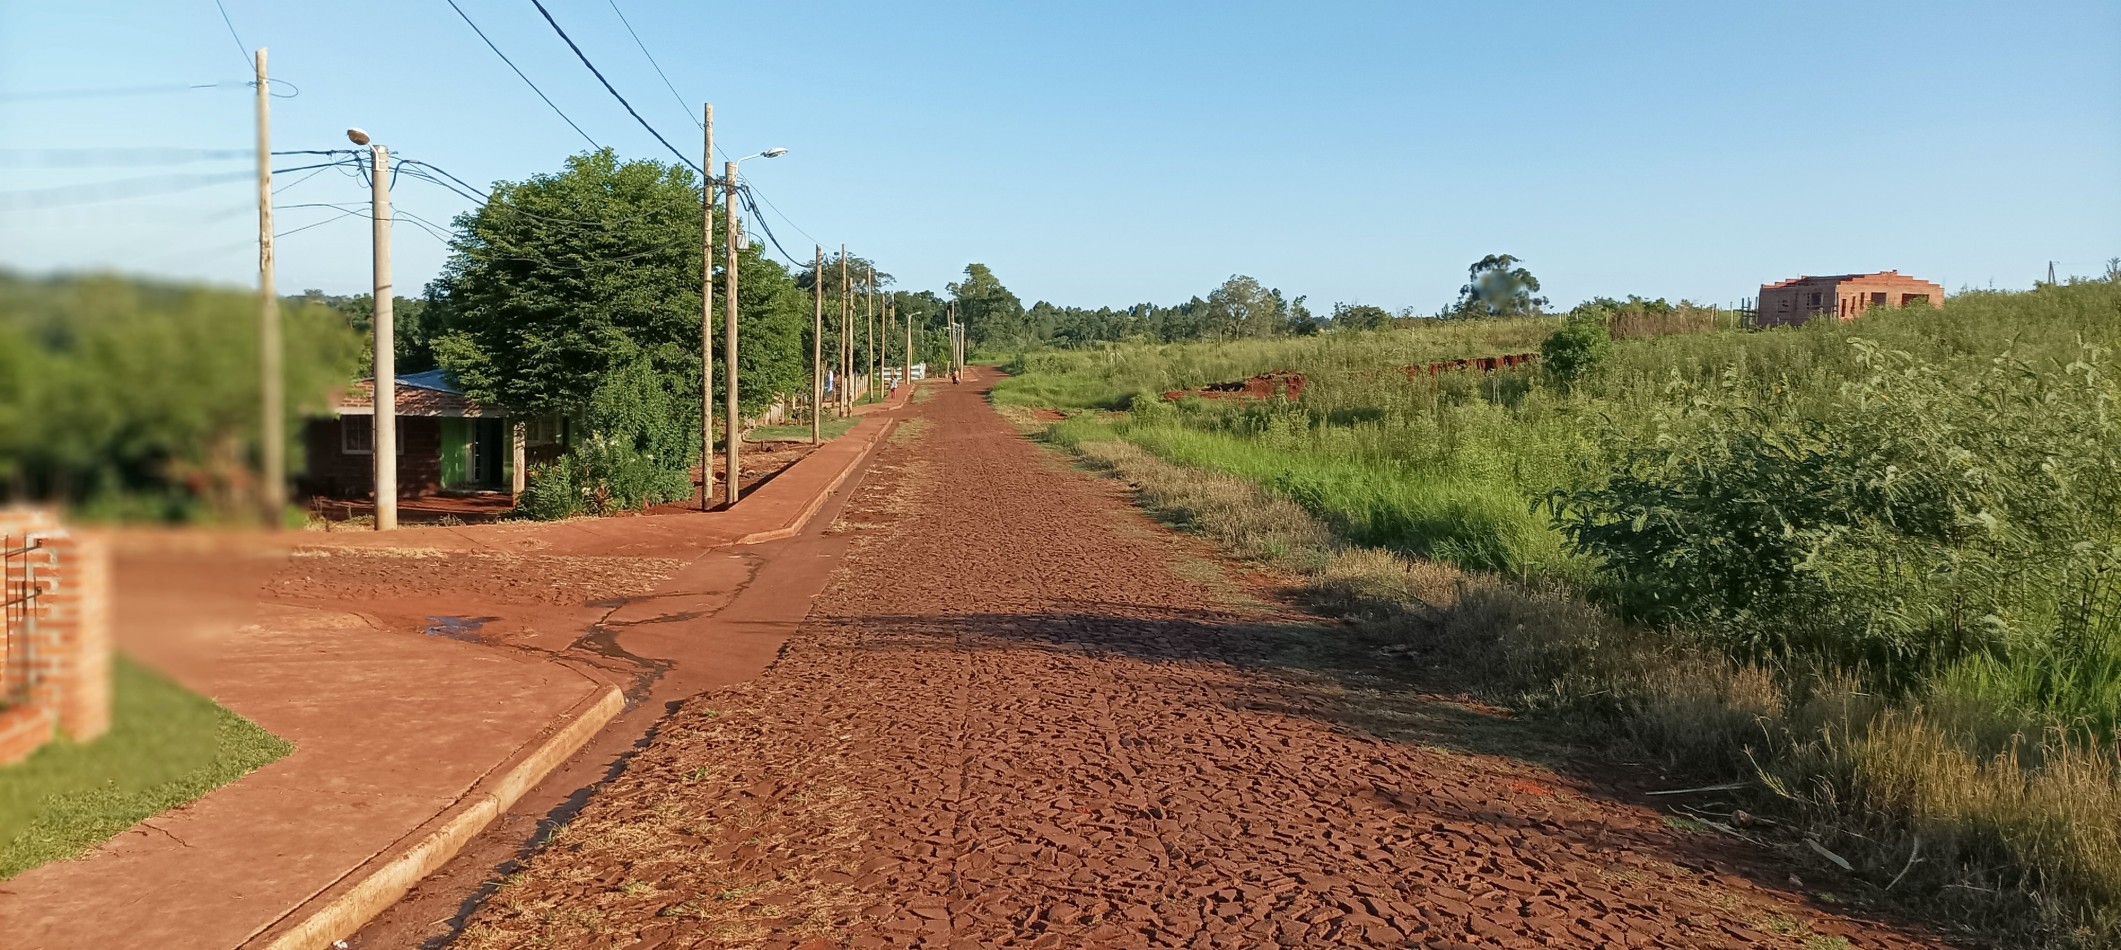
[1, 509, 110, 752]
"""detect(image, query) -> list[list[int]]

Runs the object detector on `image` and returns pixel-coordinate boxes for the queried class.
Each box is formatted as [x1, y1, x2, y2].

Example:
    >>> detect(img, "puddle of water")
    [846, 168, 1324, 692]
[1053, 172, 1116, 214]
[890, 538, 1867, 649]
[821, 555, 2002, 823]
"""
[424, 615, 500, 642]
[572, 623, 673, 704]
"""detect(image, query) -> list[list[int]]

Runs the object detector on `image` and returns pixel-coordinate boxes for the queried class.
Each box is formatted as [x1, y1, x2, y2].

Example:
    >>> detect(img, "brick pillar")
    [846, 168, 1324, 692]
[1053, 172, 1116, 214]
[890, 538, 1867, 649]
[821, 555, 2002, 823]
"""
[1, 510, 110, 745]
[34, 532, 110, 741]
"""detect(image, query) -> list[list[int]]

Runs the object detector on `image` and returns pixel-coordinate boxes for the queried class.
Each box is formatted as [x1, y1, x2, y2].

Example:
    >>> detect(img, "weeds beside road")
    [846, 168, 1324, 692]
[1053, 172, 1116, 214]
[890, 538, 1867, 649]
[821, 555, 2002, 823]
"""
[1005, 277, 2121, 948]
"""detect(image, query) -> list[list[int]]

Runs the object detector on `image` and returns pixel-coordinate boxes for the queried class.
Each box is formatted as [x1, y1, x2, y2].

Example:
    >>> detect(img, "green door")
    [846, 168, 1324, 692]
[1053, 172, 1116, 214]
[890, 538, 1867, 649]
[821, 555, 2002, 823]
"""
[439, 418, 470, 488]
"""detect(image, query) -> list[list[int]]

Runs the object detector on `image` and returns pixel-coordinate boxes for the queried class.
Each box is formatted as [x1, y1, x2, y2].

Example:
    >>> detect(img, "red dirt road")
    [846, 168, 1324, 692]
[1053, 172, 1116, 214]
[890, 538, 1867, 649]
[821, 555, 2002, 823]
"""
[454, 376, 1951, 950]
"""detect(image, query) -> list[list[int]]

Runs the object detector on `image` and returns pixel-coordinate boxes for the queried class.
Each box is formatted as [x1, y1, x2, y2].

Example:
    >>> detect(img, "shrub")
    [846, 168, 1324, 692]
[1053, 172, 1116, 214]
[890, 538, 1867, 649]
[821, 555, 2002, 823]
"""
[1539, 309, 1613, 387]
[1550, 340, 2121, 716]
[520, 358, 695, 519]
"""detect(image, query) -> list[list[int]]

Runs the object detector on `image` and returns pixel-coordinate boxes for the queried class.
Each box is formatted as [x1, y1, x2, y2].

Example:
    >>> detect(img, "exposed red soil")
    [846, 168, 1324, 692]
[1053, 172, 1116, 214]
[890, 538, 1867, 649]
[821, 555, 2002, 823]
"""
[1160, 356, 1540, 405]
[1404, 352, 1539, 377]
[1162, 369, 1305, 404]
[452, 371, 1955, 950]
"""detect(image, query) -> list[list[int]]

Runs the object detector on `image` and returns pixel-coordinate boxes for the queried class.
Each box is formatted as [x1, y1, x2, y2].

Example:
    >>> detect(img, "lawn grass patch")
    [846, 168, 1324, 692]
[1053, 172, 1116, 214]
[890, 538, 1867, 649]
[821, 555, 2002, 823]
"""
[0, 655, 291, 877]
[748, 416, 859, 443]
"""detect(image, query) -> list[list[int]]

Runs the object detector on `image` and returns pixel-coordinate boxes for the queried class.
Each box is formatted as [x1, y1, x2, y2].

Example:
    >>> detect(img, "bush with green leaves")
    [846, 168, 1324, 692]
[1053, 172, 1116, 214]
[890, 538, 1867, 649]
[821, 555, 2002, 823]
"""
[0, 271, 361, 518]
[520, 358, 694, 519]
[1550, 340, 2121, 722]
[1539, 309, 1614, 387]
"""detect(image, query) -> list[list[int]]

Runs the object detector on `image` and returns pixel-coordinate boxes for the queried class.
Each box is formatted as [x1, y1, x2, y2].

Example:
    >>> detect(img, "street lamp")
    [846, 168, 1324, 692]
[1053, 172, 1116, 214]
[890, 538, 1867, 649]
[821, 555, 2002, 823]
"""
[718, 146, 788, 506]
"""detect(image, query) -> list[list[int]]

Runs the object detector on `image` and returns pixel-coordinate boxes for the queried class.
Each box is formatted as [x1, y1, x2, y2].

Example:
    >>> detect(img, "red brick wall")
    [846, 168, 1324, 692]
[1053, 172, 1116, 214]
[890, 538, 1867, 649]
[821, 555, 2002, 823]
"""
[1, 508, 110, 764]
[1759, 273, 1944, 327]
[299, 416, 445, 499]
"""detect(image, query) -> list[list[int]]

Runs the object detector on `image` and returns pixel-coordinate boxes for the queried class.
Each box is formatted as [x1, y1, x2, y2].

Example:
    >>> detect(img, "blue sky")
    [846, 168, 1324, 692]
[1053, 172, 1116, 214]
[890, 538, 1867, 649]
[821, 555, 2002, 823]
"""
[3, 0, 2117, 312]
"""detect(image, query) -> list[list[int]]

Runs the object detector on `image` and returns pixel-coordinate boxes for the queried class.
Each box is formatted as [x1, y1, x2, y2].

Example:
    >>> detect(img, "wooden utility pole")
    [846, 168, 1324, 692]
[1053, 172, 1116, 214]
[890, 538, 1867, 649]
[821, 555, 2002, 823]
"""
[723, 160, 741, 504]
[902, 297, 911, 393]
[698, 103, 714, 509]
[811, 244, 823, 444]
[865, 273, 876, 402]
[370, 143, 397, 531]
[838, 245, 851, 415]
[254, 48, 282, 527]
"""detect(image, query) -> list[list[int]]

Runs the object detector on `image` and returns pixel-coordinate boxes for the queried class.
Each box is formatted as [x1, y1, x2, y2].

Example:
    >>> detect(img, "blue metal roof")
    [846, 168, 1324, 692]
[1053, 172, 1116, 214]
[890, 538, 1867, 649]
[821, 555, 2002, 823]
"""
[396, 369, 460, 394]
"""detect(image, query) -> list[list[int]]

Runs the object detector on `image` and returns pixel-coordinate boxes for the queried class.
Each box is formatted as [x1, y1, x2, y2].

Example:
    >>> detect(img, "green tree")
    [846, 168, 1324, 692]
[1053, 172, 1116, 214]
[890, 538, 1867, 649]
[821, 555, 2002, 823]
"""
[1202, 275, 1288, 339]
[0, 272, 359, 517]
[1450, 254, 1548, 317]
[1330, 302, 1393, 331]
[320, 292, 437, 372]
[947, 263, 1026, 352]
[426, 149, 705, 418]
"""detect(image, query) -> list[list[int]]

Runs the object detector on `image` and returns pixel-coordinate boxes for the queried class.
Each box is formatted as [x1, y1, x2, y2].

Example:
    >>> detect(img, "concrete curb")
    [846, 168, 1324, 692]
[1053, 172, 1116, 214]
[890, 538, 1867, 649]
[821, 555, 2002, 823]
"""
[737, 416, 898, 546]
[247, 684, 625, 950]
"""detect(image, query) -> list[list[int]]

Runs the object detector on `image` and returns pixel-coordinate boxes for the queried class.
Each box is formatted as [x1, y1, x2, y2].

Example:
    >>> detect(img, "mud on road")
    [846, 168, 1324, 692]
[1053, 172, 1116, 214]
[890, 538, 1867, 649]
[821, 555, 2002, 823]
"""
[450, 374, 1952, 950]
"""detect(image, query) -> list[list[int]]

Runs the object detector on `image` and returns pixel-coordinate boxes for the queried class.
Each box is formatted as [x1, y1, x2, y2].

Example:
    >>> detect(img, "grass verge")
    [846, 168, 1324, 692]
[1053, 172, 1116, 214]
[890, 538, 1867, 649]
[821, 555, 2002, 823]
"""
[0, 655, 292, 877]
[748, 416, 859, 443]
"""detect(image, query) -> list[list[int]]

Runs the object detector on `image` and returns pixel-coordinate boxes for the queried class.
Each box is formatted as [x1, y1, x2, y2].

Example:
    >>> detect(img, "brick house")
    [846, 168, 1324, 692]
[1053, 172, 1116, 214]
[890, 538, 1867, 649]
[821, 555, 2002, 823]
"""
[1756, 270, 1944, 327]
[301, 370, 565, 500]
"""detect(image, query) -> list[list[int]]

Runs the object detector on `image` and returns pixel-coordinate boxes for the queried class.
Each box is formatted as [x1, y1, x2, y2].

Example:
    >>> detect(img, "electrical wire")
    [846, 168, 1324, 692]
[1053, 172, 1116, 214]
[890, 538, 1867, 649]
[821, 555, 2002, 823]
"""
[211, 0, 253, 69]
[603, 0, 706, 136]
[0, 170, 250, 211]
[274, 161, 350, 194]
[0, 147, 251, 167]
[272, 160, 357, 176]
[394, 158, 671, 229]
[528, 0, 703, 176]
[732, 183, 811, 268]
[744, 182, 824, 249]
[441, 0, 601, 150]
[0, 81, 247, 103]
[275, 207, 364, 239]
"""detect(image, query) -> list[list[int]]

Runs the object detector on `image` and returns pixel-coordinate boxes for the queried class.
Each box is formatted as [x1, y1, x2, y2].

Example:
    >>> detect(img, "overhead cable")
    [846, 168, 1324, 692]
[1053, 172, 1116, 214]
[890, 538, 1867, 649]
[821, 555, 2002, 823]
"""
[527, 0, 703, 176]
[441, 0, 601, 150]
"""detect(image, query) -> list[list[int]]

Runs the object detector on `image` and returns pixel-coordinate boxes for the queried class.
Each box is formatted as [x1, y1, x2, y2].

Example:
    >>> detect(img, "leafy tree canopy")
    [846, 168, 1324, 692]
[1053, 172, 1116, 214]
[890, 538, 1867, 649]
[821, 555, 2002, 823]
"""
[427, 149, 705, 418]
[1450, 253, 1548, 318]
[947, 263, 1028, 351]
[425, 149, 807, 422]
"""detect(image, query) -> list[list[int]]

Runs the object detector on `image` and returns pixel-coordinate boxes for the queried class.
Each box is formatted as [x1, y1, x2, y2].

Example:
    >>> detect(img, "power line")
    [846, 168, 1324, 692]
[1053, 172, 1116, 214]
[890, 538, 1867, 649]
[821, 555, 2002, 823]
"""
[0, 170, 250, 211]
[276, 207, 365, 239]
[274, 161, 352, 194]
[528, 0, 704, 176]
[745, 182, 824, 249]
[441, 0, 601, 150]
[211, 0, 253, 69]
[0, 81, 240, 103]
[733, 183, 810, 268]
[393, 156, 677, 229]
[0, 147, 251, 167]
[603, 0, 704, 136]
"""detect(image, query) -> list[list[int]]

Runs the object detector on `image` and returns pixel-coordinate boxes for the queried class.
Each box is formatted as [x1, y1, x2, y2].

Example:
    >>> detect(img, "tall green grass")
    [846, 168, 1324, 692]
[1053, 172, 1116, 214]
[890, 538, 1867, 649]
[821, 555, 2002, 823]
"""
[1008, 275, 2121, 945]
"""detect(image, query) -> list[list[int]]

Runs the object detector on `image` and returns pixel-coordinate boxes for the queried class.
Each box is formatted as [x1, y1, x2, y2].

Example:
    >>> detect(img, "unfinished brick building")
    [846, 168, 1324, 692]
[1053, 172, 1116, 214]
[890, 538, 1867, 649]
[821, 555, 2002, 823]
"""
[1756, 270, 1944, 327]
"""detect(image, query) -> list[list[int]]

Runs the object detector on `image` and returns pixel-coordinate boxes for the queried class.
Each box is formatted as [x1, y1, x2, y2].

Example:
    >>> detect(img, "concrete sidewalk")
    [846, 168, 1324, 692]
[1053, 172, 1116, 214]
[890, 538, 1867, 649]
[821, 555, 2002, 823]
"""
[0, 389, 913, 950]
[0, 538, 620, 950]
